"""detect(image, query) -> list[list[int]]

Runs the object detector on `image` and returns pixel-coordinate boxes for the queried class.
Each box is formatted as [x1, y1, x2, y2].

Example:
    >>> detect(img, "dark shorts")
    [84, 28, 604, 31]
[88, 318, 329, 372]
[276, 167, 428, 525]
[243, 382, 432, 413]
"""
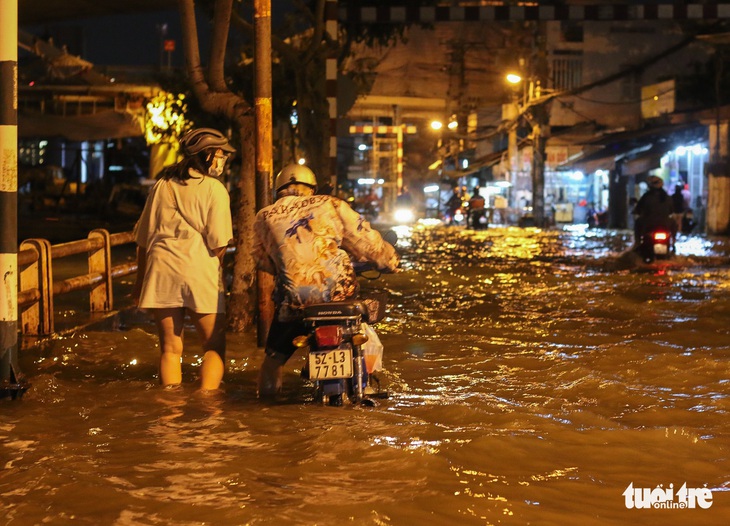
[264, 314, 307, 364]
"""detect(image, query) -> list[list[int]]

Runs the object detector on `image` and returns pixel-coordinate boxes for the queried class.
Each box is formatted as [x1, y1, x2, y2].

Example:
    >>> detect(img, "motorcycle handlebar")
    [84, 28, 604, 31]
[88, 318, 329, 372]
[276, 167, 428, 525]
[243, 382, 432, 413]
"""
[353, 262, 399, 278]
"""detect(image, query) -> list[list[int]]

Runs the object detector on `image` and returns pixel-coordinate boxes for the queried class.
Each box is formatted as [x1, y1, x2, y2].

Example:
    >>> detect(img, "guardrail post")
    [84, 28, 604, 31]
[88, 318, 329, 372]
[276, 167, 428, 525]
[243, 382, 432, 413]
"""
[88, 229, 112, 312]
[19, 239, 54, 335]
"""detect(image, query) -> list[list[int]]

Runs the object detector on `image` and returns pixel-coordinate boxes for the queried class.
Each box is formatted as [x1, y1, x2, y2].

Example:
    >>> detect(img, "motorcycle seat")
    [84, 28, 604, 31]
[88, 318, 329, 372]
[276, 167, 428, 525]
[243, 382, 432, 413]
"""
[303, 301, 368, 319]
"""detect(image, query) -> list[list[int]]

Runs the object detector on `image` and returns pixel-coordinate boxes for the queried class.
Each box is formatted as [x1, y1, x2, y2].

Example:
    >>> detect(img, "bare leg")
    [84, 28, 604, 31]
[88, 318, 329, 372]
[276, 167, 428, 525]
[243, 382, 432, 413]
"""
[258, 354, 283, 398]
[190, 311, 227, 391]
[152, 308, 186, 386]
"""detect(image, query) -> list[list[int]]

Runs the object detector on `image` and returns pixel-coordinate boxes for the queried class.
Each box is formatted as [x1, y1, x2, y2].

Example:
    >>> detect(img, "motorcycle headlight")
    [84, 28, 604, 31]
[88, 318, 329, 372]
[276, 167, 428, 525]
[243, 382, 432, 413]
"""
[394, 208, 415, 223]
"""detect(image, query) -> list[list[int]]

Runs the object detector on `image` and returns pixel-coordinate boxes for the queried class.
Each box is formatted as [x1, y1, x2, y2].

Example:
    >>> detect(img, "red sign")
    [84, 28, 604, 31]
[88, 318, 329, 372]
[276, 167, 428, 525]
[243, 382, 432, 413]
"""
[164, 40, 176, 52]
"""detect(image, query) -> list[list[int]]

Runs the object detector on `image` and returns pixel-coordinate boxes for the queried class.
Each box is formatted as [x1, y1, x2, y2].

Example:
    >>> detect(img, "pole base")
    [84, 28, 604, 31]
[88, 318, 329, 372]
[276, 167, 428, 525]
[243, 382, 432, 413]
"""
[1, 382, 30, 400]
[0, 365, 31, 400]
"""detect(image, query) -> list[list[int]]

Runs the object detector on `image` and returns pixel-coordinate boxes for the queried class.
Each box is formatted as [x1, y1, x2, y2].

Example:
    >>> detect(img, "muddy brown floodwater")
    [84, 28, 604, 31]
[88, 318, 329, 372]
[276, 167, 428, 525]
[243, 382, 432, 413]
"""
[2, 224, 730, 525]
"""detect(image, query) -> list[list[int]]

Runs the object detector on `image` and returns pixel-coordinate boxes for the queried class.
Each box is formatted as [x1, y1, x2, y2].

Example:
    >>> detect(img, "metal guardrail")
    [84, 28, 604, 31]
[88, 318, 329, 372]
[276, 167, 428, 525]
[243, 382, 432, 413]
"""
[18, 229, 137, 336]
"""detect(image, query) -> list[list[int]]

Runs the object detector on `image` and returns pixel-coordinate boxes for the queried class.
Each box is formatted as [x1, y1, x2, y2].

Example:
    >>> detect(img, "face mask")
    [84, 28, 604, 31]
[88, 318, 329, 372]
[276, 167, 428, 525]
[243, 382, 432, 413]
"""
[208, 152, 228, 177]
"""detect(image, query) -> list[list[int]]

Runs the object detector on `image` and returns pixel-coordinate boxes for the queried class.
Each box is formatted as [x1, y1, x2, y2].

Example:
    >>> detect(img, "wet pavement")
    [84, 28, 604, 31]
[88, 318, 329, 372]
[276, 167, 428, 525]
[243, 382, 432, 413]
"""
[2, 223, 730, 525]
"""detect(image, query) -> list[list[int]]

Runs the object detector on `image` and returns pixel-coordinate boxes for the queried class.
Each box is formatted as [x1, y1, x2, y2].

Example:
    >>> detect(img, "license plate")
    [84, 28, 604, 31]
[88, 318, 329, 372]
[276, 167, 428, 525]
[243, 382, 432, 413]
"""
[309, 348, 353, 380]
[653, 244, 668, 255]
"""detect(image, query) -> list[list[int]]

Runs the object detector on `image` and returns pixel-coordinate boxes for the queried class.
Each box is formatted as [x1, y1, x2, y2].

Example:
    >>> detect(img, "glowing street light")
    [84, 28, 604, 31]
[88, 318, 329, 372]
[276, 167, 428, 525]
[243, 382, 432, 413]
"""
[506, 73, 522, 85]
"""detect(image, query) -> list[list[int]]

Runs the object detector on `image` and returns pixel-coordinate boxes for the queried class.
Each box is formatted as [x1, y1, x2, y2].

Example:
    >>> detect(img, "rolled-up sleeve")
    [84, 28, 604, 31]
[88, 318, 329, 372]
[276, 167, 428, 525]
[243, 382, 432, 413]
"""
[337, 200, 399, 272]
[134, 181, 159, 249]
[252, 212, 277, 275]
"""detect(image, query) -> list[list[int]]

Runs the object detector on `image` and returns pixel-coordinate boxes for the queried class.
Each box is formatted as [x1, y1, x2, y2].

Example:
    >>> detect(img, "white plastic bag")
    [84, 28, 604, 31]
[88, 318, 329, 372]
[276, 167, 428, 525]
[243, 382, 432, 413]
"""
[361, 322, 384, 373]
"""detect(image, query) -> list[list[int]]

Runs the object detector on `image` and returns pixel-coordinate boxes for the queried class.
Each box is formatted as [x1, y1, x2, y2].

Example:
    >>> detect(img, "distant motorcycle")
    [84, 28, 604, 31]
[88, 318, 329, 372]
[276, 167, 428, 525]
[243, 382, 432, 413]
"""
[452, 206, 466, 225]
[637, 227, 674, 263]
[468, 208, 489, 230]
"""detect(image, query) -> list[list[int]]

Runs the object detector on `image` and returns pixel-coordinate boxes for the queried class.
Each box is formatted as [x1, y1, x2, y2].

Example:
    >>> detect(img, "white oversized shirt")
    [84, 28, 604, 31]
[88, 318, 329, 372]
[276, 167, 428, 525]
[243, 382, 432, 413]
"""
[134, 173, 233, 313]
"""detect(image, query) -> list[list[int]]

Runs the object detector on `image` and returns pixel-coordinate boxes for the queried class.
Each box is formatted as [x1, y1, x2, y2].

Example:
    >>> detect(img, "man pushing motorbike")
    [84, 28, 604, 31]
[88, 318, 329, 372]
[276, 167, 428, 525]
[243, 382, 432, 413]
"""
[252, 164, 400, 397]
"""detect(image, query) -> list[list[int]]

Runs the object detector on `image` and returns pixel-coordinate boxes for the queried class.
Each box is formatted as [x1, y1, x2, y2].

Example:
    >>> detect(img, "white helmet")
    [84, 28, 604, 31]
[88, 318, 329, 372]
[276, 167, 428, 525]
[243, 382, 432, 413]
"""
[275, 164, 317, 193]
[647, 175, 664, 189]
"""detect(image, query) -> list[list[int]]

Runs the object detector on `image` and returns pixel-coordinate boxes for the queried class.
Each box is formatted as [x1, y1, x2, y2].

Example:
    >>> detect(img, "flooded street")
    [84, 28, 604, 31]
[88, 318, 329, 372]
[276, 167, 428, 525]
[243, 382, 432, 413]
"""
[2, 224, 730, 525]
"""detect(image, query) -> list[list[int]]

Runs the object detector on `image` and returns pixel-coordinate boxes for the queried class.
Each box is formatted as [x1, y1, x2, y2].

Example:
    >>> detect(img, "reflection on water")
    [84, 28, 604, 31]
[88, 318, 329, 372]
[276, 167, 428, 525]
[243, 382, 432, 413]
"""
[2, 225, 730, 525]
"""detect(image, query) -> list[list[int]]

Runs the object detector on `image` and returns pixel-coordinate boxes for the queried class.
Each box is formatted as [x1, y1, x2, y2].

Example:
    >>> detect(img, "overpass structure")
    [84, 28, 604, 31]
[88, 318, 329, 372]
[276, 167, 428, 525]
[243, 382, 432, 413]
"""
[338, 3, 730, 23]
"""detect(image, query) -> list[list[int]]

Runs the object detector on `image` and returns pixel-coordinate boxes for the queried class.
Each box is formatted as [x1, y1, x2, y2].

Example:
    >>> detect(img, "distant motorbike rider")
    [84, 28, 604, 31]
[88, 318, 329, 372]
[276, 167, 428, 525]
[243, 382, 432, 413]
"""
[632, 175, 675, 247]
[396, 186, 413, 207]
[468, 186, 487, 230]
[252, 164, 400, 397]
[444, 188, 463, 225]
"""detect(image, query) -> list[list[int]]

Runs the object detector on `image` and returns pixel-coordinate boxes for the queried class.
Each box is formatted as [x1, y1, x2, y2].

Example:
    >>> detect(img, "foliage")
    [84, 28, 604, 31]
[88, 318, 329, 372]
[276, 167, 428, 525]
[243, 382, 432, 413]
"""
[144, 91, 191, 146]
[223, 0, 436, 179]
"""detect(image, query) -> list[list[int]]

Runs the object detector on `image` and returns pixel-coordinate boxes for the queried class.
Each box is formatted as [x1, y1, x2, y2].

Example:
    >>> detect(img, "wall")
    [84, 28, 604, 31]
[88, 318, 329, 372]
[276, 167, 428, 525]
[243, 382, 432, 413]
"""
[547, 20, 712, 129]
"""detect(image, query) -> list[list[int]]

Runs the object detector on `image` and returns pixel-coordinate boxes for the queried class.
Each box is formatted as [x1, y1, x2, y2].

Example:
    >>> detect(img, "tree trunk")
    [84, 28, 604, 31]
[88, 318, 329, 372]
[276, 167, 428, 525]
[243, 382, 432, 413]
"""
[228, 116, 257, 331]
[295, 53, 330, 184]
[230, 1, 334, 185]
[179, 0, 256, 331]
[531, 121, 546, 227]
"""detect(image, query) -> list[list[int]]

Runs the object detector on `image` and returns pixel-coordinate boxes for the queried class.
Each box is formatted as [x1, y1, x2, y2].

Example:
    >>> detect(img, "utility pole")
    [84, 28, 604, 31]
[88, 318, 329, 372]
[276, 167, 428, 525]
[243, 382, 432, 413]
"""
[706, 40, 730, 234]
[530, 99, 548, 227]
[530, 23, 550, 228]
[1, 0, 29, 399]
[446, 38, 466, 177]
[325, 0, 338, 191]
[254, 0, 274, 346]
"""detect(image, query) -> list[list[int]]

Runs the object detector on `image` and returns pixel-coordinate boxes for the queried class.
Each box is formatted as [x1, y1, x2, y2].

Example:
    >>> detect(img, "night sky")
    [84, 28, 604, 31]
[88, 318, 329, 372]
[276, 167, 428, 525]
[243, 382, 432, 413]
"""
[22, 2, 296, 69]
[24, 10, 192, 68]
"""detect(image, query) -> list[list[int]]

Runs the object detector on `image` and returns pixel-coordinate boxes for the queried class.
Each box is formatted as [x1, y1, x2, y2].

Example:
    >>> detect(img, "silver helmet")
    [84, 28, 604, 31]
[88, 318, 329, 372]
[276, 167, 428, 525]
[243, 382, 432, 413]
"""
[179, 128, 235, 156]
[274, 164, 317, 193]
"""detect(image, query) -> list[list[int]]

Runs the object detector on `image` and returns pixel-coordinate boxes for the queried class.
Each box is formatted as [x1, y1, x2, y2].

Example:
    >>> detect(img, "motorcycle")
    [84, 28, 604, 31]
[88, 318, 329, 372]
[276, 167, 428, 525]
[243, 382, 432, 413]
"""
[294, 232, 396, 406]
[295, 296, 387, 406]
[452, 207, 466, 225]
[638, 227, 675, 263]
[468, 207, 489, 230]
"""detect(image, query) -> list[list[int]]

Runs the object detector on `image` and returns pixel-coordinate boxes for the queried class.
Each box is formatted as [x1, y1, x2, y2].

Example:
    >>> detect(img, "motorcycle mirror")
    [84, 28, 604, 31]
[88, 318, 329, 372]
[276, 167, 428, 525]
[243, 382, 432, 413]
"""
[382, 230, 398, 246]
[359, 269, 382, 280]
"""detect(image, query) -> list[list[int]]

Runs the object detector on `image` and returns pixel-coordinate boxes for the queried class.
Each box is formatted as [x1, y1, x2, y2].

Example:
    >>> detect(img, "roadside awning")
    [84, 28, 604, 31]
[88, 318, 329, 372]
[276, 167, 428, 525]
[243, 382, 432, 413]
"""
[558, 122, 706, 174]
[622, 146, 665, 176]
[19, 110, 144, 141]
[571, 155, 616, 174]
[441, 148, 507, 179]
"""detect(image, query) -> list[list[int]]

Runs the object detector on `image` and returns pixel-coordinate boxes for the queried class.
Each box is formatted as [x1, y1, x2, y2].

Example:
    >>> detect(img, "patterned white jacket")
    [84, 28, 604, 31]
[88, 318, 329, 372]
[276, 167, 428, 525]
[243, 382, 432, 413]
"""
[253, 194, 399, 320]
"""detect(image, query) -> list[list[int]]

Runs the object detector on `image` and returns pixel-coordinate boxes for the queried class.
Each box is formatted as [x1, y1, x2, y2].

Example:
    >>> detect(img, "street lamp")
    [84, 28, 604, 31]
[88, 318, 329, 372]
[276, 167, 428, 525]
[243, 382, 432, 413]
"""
[504, 71, 548, 227]
[430, 117, 460, 178]
[504, 75, 523, 210]
[430, 119, 445, 177]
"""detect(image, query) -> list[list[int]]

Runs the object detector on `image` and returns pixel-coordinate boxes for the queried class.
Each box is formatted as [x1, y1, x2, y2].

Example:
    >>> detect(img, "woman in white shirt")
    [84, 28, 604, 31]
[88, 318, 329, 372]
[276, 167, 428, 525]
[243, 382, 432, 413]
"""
[133, 128, 234, 391]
